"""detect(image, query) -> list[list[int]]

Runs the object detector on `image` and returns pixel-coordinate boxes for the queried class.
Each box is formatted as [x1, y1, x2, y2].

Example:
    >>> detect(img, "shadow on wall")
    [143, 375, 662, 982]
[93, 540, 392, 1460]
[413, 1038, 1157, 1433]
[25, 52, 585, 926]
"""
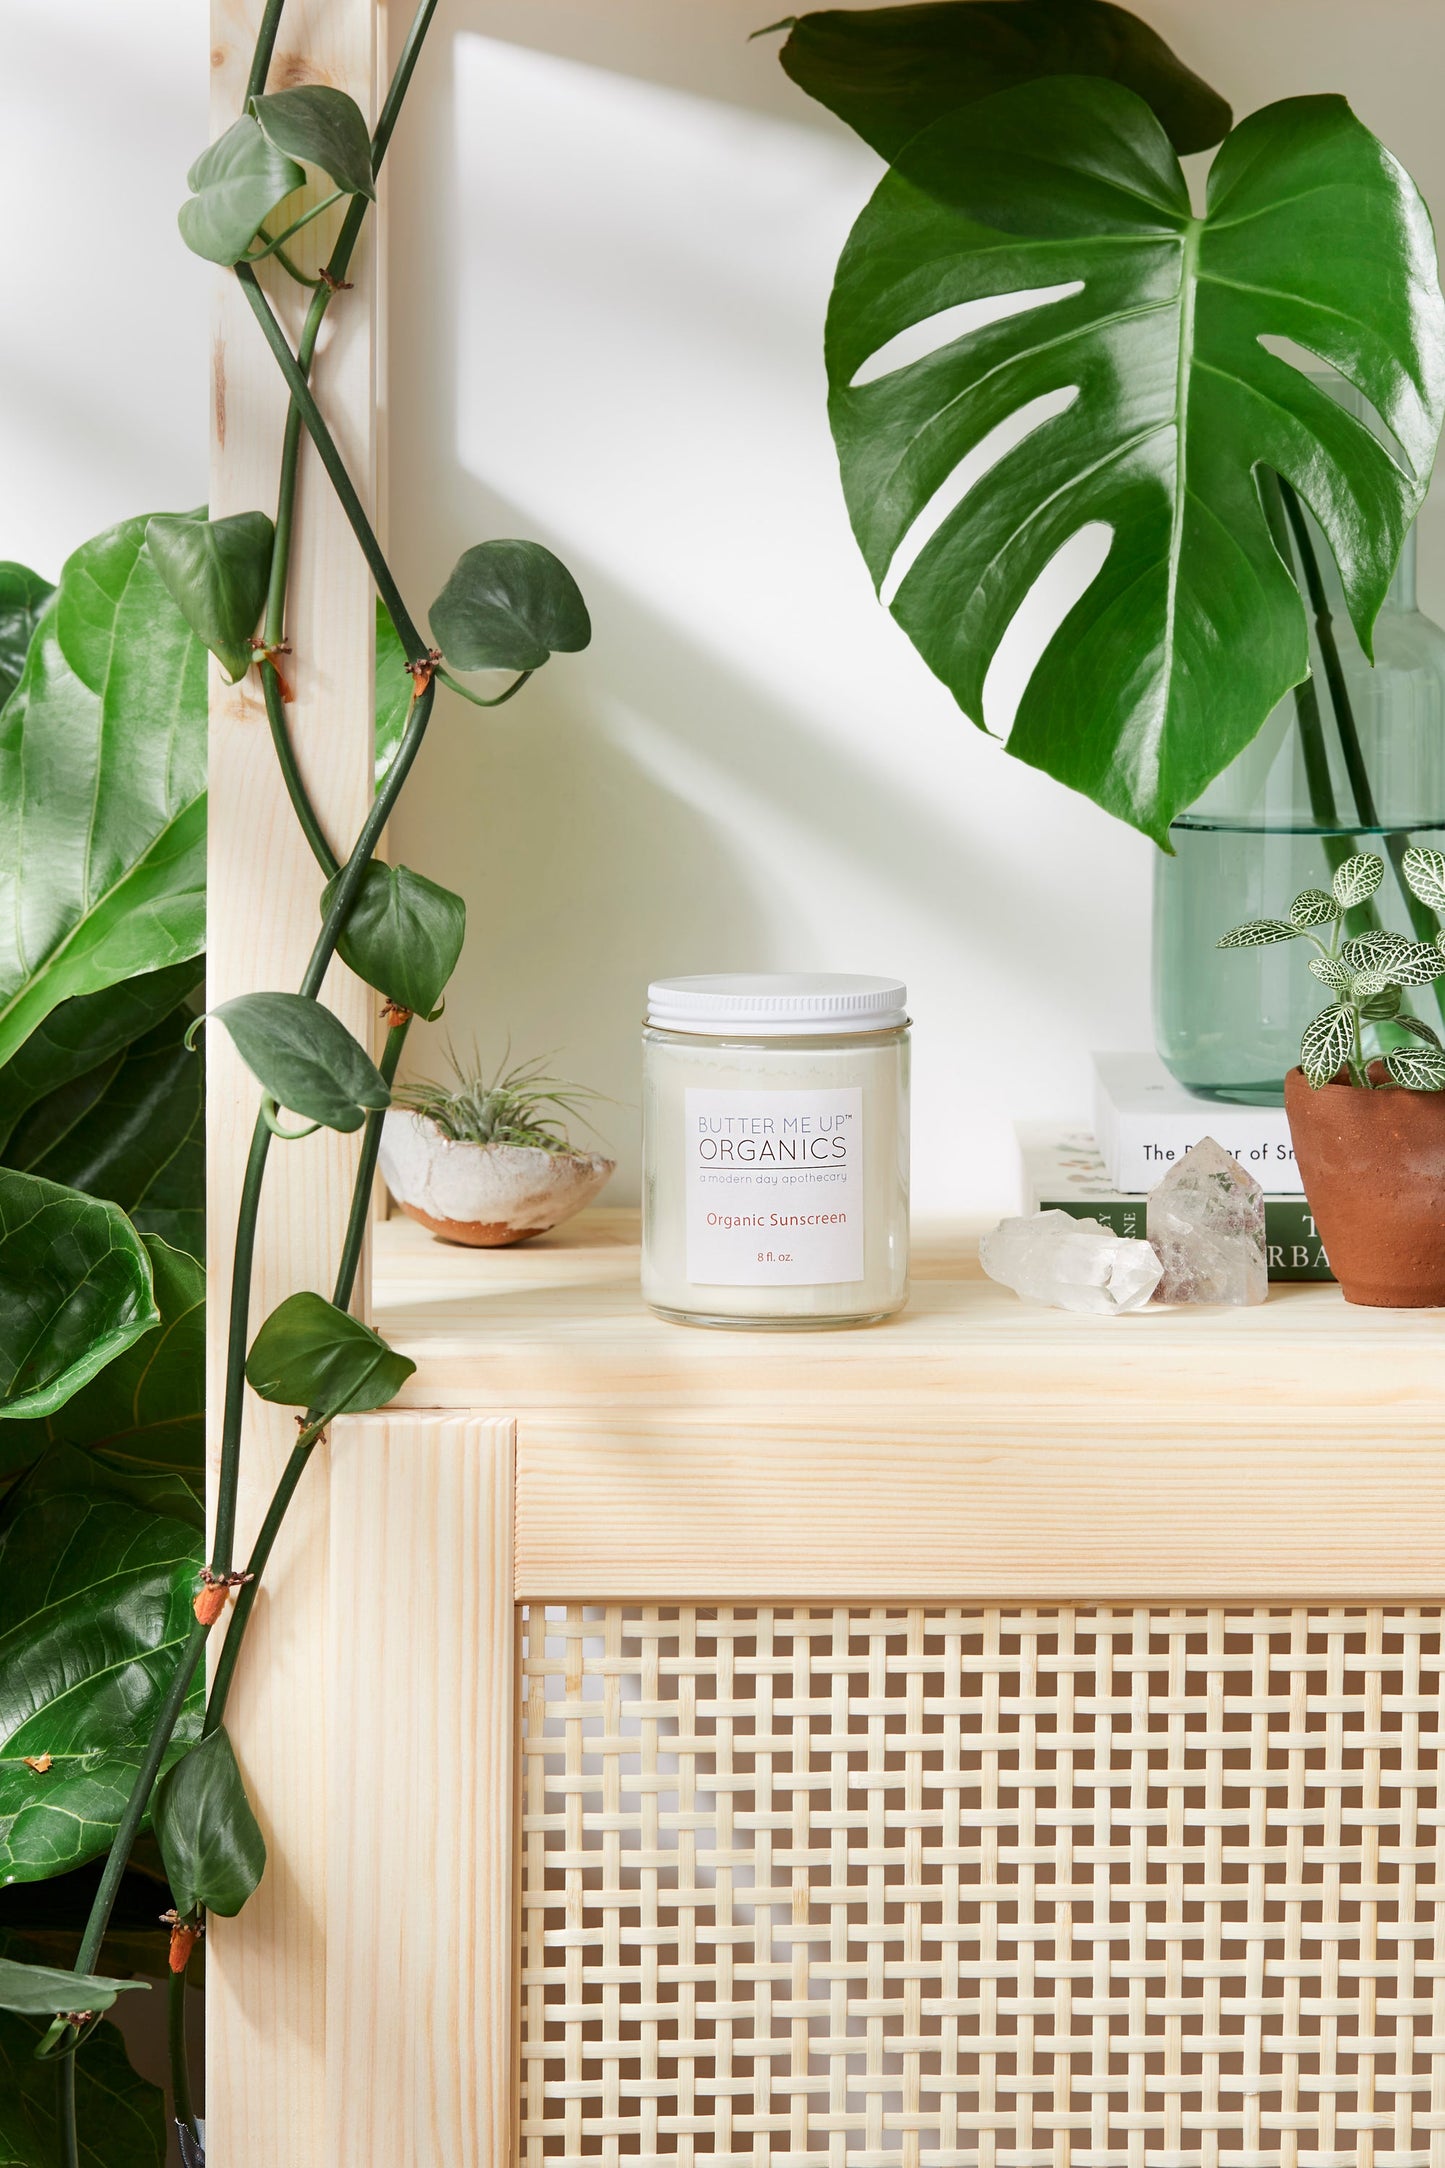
[385, 3, 1158, 1205]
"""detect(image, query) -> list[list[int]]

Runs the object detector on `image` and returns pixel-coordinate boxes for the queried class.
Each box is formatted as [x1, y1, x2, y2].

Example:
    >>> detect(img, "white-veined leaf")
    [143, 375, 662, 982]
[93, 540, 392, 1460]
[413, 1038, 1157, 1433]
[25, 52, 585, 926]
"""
[1385, 1044, 1445, 1090]
[1217, 919, 1298, 949]
[1393, 942, 1445, 986]
[1402, 844, 1445, 913]
[1342, 930, 1410, 971]
[1398, 1013, 1443, 1046]
[1358, 984, 1403, 1020]
[1332, 852, 1385, 908]
[1300, 1003, 1356, 1088]
[1349, 966, 1395, 1001]
[1308, 953, 1351, 989]
[1289, 888, 1339, 927]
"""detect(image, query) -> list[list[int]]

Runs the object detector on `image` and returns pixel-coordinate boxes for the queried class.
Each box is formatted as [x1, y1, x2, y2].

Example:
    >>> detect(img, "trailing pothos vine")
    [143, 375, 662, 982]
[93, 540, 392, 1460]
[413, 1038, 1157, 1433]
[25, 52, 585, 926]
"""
[0, 3, 588, 2160]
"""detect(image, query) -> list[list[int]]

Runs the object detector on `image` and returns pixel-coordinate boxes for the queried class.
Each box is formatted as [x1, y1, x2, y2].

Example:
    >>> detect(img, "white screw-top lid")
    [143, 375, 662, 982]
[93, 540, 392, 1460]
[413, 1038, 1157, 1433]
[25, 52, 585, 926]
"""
[647, 972, 908, 1037]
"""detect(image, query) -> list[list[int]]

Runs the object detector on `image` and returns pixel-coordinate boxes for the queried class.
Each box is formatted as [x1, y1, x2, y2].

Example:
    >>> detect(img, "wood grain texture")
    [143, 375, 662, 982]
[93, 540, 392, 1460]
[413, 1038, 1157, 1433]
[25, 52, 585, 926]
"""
[372, 1210, 1445, 1431]
[326, 1415, 515, 2167]
[205, 1, 379, 2156]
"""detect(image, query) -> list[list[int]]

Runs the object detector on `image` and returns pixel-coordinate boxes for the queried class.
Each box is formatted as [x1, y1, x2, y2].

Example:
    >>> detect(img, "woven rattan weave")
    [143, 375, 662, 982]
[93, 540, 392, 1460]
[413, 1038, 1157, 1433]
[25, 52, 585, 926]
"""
[519, 1605, 1445, 2168]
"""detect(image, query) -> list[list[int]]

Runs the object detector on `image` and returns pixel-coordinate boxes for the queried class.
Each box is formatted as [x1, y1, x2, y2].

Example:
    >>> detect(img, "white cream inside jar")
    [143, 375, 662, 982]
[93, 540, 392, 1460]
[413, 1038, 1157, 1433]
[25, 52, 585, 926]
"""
[641, 973, 910, 1328]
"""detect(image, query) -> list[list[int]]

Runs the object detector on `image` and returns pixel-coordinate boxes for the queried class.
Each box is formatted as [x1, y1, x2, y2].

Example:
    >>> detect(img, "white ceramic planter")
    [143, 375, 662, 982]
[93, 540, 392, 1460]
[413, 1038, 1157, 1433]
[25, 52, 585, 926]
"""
[379, 1110, 615, 1246]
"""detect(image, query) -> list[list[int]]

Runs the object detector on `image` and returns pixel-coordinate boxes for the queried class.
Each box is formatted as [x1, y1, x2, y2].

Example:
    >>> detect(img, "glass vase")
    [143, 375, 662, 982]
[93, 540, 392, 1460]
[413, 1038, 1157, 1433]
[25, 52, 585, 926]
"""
[1153, 510, 1445, 1106]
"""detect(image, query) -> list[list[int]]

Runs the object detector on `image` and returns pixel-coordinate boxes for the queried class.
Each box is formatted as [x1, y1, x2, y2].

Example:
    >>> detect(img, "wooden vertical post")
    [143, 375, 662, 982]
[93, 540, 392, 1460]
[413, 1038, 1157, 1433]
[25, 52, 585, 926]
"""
[205, 1, 379, 2155]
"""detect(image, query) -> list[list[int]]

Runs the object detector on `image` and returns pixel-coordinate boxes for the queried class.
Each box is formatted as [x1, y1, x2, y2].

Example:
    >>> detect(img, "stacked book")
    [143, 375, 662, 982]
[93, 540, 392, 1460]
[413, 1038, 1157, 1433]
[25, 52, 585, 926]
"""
[1019, 1054, 1331, 1282]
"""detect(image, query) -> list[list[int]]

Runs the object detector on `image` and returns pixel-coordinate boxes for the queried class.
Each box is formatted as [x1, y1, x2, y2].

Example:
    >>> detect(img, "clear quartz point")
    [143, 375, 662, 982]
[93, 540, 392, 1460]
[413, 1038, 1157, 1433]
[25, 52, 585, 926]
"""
[1147, 1135, 1267, 1306]
[979, 1210, 1163, 1315]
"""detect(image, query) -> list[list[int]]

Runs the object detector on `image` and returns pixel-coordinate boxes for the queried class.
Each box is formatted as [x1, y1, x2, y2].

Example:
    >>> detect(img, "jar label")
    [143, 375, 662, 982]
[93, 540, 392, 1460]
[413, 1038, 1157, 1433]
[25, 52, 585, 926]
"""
[684, 1087, 865, 1285]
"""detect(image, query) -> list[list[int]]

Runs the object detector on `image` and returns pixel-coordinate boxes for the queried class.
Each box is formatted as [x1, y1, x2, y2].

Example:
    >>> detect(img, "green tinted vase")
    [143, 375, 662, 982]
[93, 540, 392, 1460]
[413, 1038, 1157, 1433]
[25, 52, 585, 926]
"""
[1153, 520, 1445, 1105]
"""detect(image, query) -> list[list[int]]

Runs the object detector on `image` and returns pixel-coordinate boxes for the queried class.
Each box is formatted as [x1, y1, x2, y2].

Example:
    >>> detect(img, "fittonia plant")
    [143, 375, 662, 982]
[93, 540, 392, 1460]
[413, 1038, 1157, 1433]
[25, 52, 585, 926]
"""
[1219, 849, 1445, 1089]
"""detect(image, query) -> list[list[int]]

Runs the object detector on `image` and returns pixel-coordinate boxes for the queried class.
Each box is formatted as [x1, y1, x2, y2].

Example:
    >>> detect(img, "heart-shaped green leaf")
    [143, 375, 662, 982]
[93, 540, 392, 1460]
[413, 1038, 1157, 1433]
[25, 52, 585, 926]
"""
[3, 1237, 204, 1481]
[0, 1955, 147, 2017]
[375, 599, 411, 787]
[0, 562, 53, 711]
[430, 540, 590, 673]
[0, 1931, 165, 2168]
[208, 992, 390, 1133]
[0, 1171, 158, 1421]
[0, 1447, 202, 1883]
[245, 1290, 415, 1418]
[2, 995, 204, 1265]
[826, 81, 1445, 843]
[147, 510, 274, 685]
[251, 84, 376, 201]
[323, 861, 465, 1020]
[178, 113, 305, 265]
[152, 1728, 266, 1920]
[772, 1, 1231, 162]
[0, 515, 207, 1073]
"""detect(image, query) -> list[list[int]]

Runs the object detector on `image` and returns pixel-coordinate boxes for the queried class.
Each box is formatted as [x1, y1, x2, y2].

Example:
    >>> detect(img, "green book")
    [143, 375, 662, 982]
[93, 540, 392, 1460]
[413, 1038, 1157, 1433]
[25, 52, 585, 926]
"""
[1018, 1127, 1333, 1284]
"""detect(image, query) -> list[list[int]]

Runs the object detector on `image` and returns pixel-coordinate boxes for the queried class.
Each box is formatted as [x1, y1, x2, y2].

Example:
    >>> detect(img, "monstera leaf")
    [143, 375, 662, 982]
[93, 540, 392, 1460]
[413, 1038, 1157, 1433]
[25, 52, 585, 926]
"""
[0, 1448, 202, 1884]
[825, 81, 1445, 842]
[1, 998, 204, 1263]
[0, 516, 207, 1071]
[771, 0, 1230, 161]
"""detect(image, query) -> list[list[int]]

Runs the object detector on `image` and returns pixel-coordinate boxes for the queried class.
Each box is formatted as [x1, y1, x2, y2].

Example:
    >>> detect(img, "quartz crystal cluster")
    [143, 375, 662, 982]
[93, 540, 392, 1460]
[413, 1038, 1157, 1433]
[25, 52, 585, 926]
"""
[979, 1210, 1162, 1315]
[1147, 1135, 1267, 1305]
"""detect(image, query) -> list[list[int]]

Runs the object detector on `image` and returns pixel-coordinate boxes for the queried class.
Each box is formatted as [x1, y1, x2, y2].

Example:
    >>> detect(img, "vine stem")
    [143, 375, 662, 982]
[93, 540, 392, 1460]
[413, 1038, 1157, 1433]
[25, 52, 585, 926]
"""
[57, 2059, 78, 2168]
[168, 1965, 198, 2147]
[56, 0, 446, 2060]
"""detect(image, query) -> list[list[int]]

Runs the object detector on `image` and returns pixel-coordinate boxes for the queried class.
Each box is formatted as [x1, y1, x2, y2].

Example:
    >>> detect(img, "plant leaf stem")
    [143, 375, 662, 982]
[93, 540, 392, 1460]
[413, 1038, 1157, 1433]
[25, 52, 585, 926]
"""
[204, 1014, 411, 1737]
[55, 9, 446, 2087]
[1276, 479, 1445, 1017]
[57, 2059, 78, 2168]
[247, 189, 347, 262]
[169, 1965, 198, 2148]
[250, 229, 324, 287]
[437, 664, 535, 710]
[236, 264, 427, 659]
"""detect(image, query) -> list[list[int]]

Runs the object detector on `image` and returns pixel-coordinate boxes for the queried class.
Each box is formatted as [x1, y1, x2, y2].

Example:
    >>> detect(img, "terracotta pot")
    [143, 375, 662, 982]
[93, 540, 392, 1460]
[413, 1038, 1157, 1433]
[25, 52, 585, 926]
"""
[1284, 1067, 1445, 1305]
[378, 1111, 614, 1247]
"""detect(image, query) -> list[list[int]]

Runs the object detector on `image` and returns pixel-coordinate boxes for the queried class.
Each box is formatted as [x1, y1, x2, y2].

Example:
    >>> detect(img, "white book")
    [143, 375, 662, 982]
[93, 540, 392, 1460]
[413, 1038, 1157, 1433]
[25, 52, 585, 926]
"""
[1091, 1051, 1302, 1196]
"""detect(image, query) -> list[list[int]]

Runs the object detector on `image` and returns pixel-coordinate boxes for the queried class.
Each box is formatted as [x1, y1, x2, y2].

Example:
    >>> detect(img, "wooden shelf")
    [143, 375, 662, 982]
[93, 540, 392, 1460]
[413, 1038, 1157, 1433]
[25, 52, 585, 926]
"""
[371, 1209, 1445, 1601]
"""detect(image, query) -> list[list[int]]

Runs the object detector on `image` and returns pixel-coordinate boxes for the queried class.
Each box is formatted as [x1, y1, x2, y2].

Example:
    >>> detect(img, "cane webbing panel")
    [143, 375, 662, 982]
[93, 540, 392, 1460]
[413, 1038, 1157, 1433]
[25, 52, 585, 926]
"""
[518, 1607, 1445, 2168]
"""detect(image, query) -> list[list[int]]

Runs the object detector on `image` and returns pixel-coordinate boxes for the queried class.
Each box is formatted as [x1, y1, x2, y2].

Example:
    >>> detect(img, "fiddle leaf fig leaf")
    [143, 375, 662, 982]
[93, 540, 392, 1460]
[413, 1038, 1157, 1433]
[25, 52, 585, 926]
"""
[0, 515, 207, 1073]
[375, 598, 411, 787]
[147, 510, 274, 685]
[0, 1932, 166, 2167]
[1217, 920, 1298, 949]
[430, 540, 590, 673]
[1300, 1003, 1356, 1089]
[322, 861, 465, 1021]
[152, 1728, 266, 1920]
[0, 961, 200, 1159]
[826, 80, 1445, 843]
[0, 1446, 202, 1884]
[245, 1290, 415, 1418]
[0, 1955, 147, 2017]
[0, 1170, 158, 1421]
[251, 85, 376, 201]
[1332, 852, 1385, 908]
[178, 113, 305, 265]
[0, 562, 53, 711]
[1, 1236, 205, 1478]
[771, 1, 1231, 163]
[206, 993, 390, 1134]
[1289, 888, 1340, 928]
[1402, 844, 1445, 913]
[1385, 1044, 1445, 1091]
[1308, 953, 1351, 990]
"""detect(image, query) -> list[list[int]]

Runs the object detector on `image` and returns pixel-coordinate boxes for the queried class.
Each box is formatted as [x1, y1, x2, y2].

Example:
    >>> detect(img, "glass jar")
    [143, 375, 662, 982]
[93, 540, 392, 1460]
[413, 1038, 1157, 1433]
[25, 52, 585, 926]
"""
[642, 973, 910, 1328]
[1154, 522, 1445, 1106]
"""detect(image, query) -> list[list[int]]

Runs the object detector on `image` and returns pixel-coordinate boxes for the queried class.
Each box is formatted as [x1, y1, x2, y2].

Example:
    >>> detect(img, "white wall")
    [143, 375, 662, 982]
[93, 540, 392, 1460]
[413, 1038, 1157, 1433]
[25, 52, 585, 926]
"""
[385, 0, 1445, 1213]
[8, 3, 1444, 1217]
[0, 1, 211, 579]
